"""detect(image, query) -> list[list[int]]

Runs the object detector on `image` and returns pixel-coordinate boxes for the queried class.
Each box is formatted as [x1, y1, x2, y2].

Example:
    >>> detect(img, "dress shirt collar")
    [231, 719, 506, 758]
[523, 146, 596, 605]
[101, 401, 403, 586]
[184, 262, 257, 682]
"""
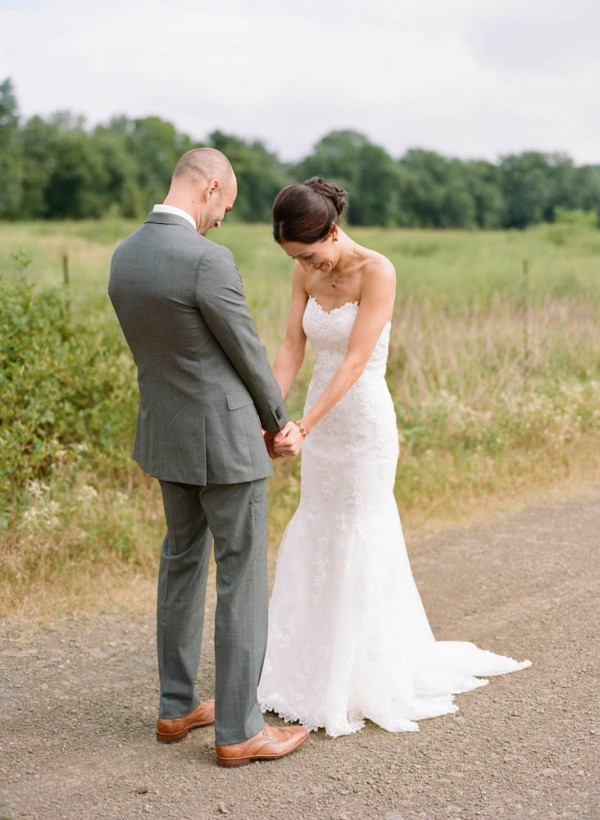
[152, 204, 196, 230]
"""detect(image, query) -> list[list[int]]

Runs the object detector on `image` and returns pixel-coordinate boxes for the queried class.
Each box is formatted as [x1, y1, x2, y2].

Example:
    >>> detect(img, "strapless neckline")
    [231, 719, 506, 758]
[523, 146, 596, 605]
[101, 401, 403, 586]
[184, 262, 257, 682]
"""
[308, 295, 359, 316]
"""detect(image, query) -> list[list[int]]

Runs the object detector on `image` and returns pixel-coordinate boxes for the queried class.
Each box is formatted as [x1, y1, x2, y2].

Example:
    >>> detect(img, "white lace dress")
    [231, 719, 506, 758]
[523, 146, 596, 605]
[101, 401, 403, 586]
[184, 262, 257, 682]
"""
[258, 296, 531, 737]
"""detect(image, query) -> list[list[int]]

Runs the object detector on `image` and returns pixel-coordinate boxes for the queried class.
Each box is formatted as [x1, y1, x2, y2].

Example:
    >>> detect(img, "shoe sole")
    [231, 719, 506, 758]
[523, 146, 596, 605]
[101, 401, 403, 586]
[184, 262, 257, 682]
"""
[156, 719, 214, 743]
[215, 733, 309, 767]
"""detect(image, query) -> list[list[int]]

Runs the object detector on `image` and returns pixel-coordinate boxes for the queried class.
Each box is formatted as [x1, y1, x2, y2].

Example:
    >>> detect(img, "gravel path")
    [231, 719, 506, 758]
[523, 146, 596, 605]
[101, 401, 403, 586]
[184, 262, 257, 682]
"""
[1, 486, 598, 820]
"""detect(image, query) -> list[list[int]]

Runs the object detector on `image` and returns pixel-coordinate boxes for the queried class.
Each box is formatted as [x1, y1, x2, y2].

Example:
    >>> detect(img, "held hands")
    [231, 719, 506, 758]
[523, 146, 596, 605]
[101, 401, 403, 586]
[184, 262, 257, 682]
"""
[274, 421, 304, 457]
[263, 421, 305, 459]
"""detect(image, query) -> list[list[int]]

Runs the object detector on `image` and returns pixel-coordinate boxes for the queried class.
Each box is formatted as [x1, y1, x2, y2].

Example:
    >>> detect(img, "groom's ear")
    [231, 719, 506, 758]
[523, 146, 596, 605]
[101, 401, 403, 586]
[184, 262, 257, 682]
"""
[207, 179, 220, 199]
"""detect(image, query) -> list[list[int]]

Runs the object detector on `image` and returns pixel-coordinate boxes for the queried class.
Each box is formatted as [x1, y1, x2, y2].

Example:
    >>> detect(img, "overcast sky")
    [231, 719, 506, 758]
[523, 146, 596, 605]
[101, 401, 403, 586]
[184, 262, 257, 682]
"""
[1, 0, 599, 165]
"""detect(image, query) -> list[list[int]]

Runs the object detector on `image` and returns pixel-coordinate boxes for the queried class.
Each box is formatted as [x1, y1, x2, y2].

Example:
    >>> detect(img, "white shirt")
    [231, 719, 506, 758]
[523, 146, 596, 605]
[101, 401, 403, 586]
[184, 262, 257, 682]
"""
[152, 204, 196, 230]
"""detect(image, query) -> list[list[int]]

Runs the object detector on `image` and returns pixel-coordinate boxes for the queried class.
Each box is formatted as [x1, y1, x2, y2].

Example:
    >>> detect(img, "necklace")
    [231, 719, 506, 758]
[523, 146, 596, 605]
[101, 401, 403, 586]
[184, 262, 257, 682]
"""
[329, 243, 357, 288]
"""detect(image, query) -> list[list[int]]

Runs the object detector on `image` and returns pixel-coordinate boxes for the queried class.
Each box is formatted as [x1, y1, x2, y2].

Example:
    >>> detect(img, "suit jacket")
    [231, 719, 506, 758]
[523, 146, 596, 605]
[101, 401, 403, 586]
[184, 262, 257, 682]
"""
[108, 212, 288, 485]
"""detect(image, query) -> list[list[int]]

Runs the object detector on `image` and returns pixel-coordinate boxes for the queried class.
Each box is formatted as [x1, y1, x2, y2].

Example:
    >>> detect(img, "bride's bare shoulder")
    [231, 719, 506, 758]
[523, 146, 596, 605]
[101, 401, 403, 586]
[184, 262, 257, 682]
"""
[361, 247, 396, 289]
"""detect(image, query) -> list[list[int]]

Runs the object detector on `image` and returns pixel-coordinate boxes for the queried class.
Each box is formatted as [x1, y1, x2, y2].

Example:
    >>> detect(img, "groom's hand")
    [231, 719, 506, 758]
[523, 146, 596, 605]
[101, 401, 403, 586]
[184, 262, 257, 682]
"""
[272, 422, 303, 457]
[262, 429, 277, 459]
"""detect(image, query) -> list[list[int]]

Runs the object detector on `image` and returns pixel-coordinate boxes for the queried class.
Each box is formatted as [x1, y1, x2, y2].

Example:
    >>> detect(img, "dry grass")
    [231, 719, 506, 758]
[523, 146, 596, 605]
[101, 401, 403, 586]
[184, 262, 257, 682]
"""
[1, 218, 599, 618]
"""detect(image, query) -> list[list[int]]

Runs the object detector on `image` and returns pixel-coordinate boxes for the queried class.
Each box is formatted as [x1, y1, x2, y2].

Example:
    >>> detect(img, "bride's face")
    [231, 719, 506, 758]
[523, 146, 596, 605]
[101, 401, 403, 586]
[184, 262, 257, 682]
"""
[280, 233, 340, 274]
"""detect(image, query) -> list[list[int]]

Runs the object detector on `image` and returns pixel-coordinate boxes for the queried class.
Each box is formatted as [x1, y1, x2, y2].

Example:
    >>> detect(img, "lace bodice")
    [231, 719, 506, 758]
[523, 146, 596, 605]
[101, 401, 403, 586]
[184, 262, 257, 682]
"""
[300, 296, 397, 473]
[302, 296, 391, 384]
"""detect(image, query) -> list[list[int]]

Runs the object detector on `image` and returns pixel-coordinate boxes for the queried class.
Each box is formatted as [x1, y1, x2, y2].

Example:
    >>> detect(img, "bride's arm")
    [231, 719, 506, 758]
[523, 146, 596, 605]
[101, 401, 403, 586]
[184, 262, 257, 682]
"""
[272, 264, 308, 400]
[300, 259, 396, 434]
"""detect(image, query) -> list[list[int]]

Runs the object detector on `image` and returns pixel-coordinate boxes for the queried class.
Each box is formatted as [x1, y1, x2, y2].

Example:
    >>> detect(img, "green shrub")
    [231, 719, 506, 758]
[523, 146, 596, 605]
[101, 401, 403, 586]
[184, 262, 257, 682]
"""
[0, 275, 138, 508]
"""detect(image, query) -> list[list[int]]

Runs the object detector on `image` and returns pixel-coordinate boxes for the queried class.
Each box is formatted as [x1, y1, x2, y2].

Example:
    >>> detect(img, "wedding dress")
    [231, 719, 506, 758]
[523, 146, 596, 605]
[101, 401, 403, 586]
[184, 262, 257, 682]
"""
[258, 296, 531, 737]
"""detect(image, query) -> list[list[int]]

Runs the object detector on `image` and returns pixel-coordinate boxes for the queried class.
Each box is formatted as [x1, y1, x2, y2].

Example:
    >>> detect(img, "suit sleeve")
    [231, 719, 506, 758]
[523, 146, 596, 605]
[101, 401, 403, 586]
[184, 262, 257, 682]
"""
[194, 244, 289, 432]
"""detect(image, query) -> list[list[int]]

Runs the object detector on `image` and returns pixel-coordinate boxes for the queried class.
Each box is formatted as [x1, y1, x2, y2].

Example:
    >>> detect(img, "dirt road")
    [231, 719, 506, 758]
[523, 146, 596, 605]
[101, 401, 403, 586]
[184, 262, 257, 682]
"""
[1, 486, 598, 819]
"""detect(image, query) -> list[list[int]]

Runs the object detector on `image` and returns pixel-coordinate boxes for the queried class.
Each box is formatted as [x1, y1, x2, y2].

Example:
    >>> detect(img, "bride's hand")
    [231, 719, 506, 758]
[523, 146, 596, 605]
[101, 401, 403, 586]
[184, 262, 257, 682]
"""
[272, 422, 304, 457]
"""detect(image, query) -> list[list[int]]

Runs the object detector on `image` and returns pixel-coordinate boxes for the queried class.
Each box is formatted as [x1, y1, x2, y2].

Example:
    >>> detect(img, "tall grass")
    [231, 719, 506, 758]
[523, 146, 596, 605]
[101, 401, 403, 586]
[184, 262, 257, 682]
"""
[1, 218, 599, 615]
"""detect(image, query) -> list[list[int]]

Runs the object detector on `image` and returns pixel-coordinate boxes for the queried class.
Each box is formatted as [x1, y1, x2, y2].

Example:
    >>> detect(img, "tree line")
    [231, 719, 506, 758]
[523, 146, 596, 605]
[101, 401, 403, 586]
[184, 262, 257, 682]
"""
[1, 78, 599, 228]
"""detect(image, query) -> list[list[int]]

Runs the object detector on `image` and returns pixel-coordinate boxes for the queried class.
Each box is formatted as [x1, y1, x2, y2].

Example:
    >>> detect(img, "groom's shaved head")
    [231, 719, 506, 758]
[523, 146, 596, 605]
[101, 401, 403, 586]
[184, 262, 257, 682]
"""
[172, 148, 234, 185]
[164, 147, 237, 233]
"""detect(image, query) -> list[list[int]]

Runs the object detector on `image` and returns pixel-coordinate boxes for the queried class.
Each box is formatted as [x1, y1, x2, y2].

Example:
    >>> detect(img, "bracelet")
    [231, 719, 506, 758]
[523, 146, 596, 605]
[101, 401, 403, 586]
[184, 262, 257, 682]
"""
[294, 419, 309, 439]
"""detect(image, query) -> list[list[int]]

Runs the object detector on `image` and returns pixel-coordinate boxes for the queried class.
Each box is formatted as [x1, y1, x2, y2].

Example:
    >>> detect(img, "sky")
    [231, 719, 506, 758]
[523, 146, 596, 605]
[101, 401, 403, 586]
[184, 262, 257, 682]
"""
[1, 0, 599, 165]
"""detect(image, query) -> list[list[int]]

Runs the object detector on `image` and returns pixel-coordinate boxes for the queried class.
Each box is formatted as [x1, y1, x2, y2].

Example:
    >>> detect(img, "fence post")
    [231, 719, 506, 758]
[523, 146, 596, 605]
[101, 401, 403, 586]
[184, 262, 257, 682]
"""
[62, 252, 71, 316]
[522, 258, 529, 384]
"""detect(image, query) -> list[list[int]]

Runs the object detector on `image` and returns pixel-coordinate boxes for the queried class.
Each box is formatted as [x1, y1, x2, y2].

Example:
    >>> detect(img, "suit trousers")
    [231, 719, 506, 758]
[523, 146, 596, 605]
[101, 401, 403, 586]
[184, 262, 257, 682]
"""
[157, 478, 268, 745]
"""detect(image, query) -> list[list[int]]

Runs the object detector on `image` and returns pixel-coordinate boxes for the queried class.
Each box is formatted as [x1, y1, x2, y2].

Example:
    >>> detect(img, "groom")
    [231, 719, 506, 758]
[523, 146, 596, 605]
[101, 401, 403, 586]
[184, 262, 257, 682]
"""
[108, 147, 307, 766]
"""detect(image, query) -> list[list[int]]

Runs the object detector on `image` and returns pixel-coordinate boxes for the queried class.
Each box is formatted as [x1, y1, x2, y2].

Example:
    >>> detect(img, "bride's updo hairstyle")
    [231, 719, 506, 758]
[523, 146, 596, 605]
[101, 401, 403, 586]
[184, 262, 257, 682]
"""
[272, 177, 348, 245]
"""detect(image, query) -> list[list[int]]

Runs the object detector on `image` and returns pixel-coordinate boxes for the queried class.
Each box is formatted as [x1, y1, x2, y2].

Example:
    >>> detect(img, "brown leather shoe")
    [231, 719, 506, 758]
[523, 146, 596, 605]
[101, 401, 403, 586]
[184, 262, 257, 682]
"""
[156, 698, 215, 743]
[215, 724, 309, 767]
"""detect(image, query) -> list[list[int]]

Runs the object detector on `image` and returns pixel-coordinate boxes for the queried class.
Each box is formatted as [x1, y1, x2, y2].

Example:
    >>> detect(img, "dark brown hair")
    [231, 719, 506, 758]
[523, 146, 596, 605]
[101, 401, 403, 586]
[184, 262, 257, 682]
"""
[272, 177, 348, 244]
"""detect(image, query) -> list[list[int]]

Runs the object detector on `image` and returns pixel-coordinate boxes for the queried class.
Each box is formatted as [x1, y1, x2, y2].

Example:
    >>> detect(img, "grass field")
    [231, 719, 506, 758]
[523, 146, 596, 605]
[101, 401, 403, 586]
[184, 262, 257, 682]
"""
[1, 217, 599, 616]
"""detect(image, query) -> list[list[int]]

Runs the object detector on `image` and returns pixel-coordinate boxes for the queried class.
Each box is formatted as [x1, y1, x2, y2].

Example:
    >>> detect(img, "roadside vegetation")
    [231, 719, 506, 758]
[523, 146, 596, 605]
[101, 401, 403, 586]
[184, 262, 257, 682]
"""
[1, 215, 599, 616]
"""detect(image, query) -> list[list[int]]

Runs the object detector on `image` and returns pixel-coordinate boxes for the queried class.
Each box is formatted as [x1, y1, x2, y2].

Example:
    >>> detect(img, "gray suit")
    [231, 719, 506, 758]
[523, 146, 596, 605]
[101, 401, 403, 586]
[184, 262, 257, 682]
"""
[109, 211, 288, 744]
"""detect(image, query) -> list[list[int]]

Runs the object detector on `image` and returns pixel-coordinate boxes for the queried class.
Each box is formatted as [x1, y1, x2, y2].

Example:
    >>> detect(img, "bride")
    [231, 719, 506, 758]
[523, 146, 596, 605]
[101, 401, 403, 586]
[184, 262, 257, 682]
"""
[258, 177, 531, 737]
